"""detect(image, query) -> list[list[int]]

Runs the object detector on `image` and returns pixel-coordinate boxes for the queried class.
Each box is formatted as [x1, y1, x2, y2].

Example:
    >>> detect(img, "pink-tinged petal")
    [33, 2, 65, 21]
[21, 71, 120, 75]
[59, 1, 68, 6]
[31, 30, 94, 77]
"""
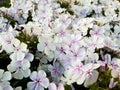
[82, 63, 93, 72]
[41, 78, 49, 88]
[30, 71, 37, 81]
[84, 70, 98, 87]
[58, 83, 64, 90]
[48, 83, 57, 90]
[24, 53, 34, 62]
[27, 82, 36, 90]
[111, 69, 119, 78]
[37, 70, 46, 79]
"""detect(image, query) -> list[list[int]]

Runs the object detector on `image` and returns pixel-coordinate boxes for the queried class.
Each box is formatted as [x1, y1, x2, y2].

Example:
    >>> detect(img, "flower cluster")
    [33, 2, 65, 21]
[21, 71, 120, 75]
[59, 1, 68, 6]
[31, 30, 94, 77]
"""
[0, 0, 120, 89]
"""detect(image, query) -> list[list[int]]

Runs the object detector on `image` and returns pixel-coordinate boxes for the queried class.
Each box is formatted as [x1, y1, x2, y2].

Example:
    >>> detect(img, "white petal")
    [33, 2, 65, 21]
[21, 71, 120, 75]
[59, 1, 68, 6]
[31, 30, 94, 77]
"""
[3, 85, 13, 90]
[37, 70, 46, 79]
[7, 64, 16, 72]
[3, 44, 14, 53]
[76, 73, 86, 85]
[0, 69, 4, 78]
[12, 39, 20, 47]
[25, 53, 34, 62]
[30, 71, 37, 81]
[35, 84, 44, 90]
[27, 82, 36, 90]
[22, 60, 30, 70]
[22, 69, 31, 78]
[20, 43, 27, 51]
[2, 71, 11, 81]
[111, 69, 119, 78]
[13, 70, 23, 79]
[41, 78, 49, 88]
[37, 43, 45, 52]
[48, 83, 57, 90]
[58, 83, 64, 90]
[14, 86, 22, 90]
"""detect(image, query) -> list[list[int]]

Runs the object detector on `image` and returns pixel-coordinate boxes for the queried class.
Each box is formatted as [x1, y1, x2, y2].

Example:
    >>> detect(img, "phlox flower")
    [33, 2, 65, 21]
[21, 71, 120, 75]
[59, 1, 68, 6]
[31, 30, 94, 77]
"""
[8, 52, 33, 79]
[67, 59, 84, 78]
[48, 62, 64, 80]
[32, 2, 52, 25]
[0, 26, 17, 53]
[73, 18, 94, 36]
[37, 37, 55, 59]
[0, 69, 13, 90]
[68, 45, 86, 61]
[104, 37, 118, 50]
[9, 38, 28, 61]
[76, 63, 100, 87]
[55, 44, 69, 59]
[90, 25, 105, 37]
[57, 14, 72, 27]
[65, 34, 83, 48]
[85, 50, 99, 63]
[27, 70, 49, 90]
[61, 69, 78, 85]
[79, 7, 90, 18]
[21, 22, 41, 36]
[59, 55, 73, 70]
[84, 36, 104, 52]
[92, 5, 103, 14]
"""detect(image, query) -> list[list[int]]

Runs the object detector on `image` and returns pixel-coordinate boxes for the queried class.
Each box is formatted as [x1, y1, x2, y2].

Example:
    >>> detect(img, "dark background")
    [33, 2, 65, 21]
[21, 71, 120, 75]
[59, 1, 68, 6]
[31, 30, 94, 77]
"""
[0, 0, 11, 7]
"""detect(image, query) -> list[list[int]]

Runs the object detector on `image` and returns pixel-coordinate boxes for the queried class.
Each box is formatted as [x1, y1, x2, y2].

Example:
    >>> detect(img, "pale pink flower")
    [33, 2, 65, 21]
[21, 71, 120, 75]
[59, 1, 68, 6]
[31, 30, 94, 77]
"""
[27, 70, 49, 90]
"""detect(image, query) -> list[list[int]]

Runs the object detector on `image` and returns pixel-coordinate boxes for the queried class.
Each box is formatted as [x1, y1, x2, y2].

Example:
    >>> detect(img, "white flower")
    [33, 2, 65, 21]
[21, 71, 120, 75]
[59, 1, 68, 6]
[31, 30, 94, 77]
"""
[0, 32, 14, 53]
[27, 70, 49, 90]
[0, 69, 13, 90]
[85, 36, 104, 51]
[76, 63, 100, 87]
[37, 37, 55, 59]
[90, 25, 105, 37]
[73, 18, 94, 36]
[48, 62, 64, 79]
[8, 52, 32, 79]
[68, 45, 86, 61]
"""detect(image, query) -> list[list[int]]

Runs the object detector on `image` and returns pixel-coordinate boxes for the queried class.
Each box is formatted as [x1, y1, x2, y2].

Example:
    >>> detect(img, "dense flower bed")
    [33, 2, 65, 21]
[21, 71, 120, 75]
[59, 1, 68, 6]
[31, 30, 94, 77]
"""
[0, 0, 120, 90]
